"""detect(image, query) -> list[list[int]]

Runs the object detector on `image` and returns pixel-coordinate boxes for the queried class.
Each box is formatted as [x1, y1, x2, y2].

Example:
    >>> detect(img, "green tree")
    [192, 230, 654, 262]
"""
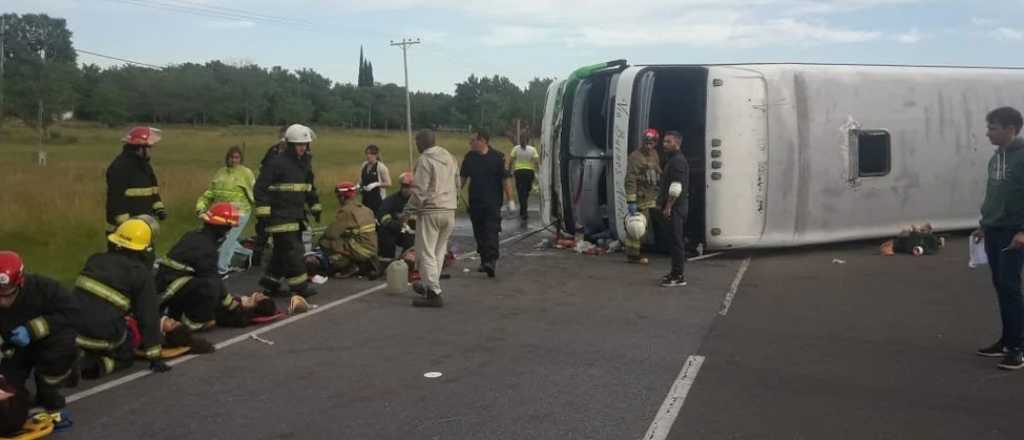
[1, 13, 78, 138]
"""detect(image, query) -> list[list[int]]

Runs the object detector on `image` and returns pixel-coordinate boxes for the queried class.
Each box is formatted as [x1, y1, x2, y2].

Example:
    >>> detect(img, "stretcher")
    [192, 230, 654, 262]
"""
[0, 412, 56, 440]
[134, 346, 191, 360]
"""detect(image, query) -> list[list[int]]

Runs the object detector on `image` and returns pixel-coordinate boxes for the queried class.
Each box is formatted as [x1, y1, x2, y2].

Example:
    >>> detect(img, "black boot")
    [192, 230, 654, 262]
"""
[412, 291, 443, 307]
[295, 282, 318, 299]
[258, 276, 285, 296]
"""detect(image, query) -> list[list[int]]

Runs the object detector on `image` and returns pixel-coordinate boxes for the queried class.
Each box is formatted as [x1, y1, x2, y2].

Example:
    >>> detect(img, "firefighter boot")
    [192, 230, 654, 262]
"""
[258, 276, 286, 296]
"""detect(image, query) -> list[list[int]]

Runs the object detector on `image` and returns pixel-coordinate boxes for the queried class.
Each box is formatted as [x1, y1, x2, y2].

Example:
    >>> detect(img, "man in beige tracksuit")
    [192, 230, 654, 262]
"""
[401, 130, 458, 307]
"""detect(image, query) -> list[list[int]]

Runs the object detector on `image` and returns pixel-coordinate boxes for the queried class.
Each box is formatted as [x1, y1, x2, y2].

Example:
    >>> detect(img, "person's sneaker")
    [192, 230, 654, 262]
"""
[998, 349, 1024, 370]
[660, 274, 688, 287]
[412, 292, 444, 308]
[977, 342, 1007, 358]
[483, 262, 496, 278]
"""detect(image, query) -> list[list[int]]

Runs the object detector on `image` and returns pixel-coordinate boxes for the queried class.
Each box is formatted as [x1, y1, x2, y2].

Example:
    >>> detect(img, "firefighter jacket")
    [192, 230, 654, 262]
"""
[625, 147, 662, 210]
[155, 228, 224, 304]
[320, 202, 378, 261]
[105, 149, 163, 232]
[253, 150, 321, 231]
[0, 274, 79, 343]
[195, 165, 256, 214]
[378, 192, 410, 234]
[73, 251, 162, 360]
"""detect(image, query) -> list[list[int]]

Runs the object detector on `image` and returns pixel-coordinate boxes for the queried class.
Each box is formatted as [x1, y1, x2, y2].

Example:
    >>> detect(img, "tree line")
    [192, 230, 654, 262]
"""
[1, 13, 554, 138]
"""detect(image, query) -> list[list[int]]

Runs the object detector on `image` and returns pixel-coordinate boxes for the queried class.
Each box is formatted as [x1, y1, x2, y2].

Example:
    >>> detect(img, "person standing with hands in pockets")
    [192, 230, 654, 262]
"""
[975, 106, 1024, 370]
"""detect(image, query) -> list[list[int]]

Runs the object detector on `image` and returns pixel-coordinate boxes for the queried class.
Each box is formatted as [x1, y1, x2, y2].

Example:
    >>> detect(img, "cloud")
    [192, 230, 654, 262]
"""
[204, 20, 256, 29]
[567, 18, 880, 48]
[895, 28, 925, 44]
[481, 26, 553, 47]
[991, 27, 1024, 41]
[971, 17, 996, 27]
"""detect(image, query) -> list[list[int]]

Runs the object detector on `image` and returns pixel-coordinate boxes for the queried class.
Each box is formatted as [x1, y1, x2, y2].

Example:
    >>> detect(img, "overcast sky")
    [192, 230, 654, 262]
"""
[6, 0, 1021, 93]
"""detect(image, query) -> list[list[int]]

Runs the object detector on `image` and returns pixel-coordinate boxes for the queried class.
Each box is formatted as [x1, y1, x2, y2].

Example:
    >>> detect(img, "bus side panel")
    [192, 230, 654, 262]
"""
[705, 67, 769, 249]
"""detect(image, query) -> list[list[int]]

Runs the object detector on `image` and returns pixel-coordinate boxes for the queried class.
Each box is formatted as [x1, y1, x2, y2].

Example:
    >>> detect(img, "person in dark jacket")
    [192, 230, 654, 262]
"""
[377, 171, 416, 259]
[253, 128, 289, 267]
[460, 130, 513, 278]
[0, 251, 79, 413]
[105, 126, 165, 235]
[74, 219, 170, 378]
[657, 131, 690, 288]
[156, 202, 242, 331]
[253, 124, 322, 298]
[974, 106, 1024, 370]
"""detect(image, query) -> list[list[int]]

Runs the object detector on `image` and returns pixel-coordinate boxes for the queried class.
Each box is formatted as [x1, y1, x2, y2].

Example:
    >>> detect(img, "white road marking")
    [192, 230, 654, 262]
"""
[719, 257, 751, 316]
[641, 355, 706, 440]
[67, 227, 540, 404]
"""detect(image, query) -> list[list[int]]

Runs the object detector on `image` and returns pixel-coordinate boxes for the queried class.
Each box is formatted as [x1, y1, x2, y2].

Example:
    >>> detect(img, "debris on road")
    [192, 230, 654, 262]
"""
[423, 372, 443, 378]
[250, 334, 275, 345]
[832, 258, 846, 264]
[880, 223, 945, 256]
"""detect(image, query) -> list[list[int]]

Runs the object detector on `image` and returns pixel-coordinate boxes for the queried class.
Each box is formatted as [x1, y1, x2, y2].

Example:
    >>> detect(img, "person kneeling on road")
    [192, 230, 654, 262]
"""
[377, 172, 416, 260]
[318, 182, 381, 279]
[74, 219, 171, 377]
[0, 251, 79, 416]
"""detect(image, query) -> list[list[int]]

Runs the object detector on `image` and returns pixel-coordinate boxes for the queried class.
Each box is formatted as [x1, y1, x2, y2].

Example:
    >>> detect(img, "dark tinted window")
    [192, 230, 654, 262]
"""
[856, 130, 890, 177]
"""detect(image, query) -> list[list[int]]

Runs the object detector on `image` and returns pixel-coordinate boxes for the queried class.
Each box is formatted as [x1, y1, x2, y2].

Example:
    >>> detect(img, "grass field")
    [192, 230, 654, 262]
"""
[0, 121, 488, 284]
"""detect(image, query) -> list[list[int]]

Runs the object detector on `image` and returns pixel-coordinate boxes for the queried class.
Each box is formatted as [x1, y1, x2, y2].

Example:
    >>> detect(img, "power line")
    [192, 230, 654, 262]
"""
[158, 0, 311, 26]
[76, 49, 165, 69]
[99, 0, 311, 27]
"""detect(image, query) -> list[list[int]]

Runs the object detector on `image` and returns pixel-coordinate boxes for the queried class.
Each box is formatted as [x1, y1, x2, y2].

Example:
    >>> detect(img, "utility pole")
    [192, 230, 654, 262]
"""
[390, 37, 420, 170]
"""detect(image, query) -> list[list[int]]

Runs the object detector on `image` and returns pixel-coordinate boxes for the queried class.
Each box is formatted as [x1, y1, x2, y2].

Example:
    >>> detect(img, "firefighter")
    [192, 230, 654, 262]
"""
[253, 126, 289, 267]
[74, 219, 171, 378]
[319, 182, 380, 278]
[624, 128, 663, 264]
[156, 202, 243, 331]
[253, 124, 322, 298]
[377, 172, 416, 259]
[0, 251, 79, 413]
[106, 126, 165, 235]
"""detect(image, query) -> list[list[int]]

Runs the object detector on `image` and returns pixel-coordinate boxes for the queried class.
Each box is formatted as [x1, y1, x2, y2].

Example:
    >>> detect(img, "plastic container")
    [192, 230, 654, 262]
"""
[386, 260, 409, 294]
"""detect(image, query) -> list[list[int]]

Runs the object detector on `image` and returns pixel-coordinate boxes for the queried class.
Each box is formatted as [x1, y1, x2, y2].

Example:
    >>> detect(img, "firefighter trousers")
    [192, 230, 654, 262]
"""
[76, 317, 134, 380]
[0, 328, 77, 410]
[164, 277, 224, 331]
[266, 229, 309, 291]
[624, 208, 654, 259]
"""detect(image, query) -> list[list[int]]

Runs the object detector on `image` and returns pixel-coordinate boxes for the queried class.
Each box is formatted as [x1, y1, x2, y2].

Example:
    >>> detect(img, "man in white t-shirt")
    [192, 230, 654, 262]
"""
[510, 137, 540, 222]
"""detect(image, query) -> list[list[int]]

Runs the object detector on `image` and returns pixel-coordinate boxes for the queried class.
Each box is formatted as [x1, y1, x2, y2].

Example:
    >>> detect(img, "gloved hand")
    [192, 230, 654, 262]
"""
[155, 208, 168, 221]
[8, 326, 30, 348]
[149, 359, 172, 373]
[627, 203, 638, 215]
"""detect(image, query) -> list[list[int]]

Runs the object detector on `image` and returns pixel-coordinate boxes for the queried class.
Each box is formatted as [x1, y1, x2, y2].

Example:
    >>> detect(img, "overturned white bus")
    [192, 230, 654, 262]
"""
[538, 60, 1024, 251]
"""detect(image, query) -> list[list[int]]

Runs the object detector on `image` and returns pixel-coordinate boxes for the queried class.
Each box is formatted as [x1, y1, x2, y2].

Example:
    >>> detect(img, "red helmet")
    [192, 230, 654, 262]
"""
[643, 128, 660, 141]
[335, 182, 358, 199]
[121, 126, 162, 146]
[399, 172, 414, 187]
[201, 202, 241, 226]
[0, 251, 25, 291]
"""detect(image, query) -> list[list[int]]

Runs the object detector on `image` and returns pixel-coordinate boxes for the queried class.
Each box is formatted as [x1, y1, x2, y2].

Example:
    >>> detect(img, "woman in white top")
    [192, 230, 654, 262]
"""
[359, 144, 391, 215]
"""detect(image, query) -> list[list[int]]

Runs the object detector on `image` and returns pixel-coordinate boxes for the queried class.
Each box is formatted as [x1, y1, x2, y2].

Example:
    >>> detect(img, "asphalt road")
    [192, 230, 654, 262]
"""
[56, 222, 1014, 439]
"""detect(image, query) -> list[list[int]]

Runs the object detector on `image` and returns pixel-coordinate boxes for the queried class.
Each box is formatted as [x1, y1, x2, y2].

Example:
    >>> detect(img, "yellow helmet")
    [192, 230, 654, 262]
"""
[107, 219, 153, 251]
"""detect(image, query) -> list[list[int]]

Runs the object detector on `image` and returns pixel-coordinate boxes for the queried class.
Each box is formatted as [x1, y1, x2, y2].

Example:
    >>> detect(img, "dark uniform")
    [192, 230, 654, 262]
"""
[377, 191, 414, 259]
[73, 251, 163, 378]
[254, 145, 321, 296]
[105, 148, 164, 234]
[253, 142, 285, 266]
[659, 150, 690, 277]
[0, 274, 79, 410]
[461, 148, 507, 270]
[156, 228, 241, 331]
[360, 161, 385, 215]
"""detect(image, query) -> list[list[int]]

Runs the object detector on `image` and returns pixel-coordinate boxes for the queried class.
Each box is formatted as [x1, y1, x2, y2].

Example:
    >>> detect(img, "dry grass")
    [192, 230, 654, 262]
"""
[0, 121, 484, 284]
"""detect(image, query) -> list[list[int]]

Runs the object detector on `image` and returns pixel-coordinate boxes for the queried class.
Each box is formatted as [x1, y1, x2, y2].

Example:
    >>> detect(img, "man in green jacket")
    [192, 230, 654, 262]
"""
[975, 106, 1024, 370]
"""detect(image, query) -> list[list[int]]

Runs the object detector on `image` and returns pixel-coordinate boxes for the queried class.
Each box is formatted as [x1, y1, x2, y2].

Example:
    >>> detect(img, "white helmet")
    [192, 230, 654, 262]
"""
[624, 213, 647, 241]
[283, 124, 316, 144]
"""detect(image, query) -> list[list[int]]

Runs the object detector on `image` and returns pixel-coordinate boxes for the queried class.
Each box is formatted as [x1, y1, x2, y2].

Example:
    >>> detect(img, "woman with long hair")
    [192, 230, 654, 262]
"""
[196, 145, 256, 274]
[358, 144, 392, 215]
